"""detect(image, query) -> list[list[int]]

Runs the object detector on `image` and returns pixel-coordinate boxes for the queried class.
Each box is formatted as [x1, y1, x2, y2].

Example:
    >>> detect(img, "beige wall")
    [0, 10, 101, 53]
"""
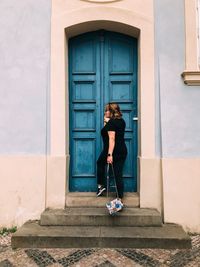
[162, 158, 200, 233]
[0, 156, 46, 228]
[1, 156, 200, 233]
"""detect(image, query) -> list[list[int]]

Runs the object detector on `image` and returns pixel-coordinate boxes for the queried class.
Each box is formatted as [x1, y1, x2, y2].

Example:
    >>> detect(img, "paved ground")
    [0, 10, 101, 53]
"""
[0, 233, 200, 267]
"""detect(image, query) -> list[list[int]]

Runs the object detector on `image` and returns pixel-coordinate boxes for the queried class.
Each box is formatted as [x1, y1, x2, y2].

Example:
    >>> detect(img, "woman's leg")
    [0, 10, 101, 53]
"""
[96, 151, 107, 187]
[112, 156, 127, 199]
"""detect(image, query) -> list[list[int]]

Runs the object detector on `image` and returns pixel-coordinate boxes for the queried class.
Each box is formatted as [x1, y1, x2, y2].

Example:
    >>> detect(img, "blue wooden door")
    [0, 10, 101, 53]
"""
[68, 30, 138, 192]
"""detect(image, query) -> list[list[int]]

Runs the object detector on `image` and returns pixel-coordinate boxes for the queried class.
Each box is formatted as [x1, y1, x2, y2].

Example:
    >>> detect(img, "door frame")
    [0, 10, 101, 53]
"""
[46, 2, 161, 213]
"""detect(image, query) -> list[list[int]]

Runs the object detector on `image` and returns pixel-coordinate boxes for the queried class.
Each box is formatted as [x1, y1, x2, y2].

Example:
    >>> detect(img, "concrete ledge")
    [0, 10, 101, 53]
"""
[181, 70, 200, 85]
[40, 207, 163, 226]
[11, 220, 192, 249]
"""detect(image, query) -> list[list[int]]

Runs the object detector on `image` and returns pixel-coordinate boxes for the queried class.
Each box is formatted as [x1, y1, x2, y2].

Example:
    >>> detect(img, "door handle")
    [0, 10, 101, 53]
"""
[133, 117, 138, 121]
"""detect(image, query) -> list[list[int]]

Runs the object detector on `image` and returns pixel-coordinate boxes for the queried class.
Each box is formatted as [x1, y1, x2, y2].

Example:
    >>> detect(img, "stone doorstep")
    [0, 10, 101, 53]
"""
[11, 220, 192, 249]
[65, 192, 139, 207]
[40, 207, 163, 227]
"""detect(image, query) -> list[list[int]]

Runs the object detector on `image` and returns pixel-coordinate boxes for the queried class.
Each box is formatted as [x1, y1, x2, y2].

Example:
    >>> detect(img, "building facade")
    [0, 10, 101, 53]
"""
[0, 0, 200, 233]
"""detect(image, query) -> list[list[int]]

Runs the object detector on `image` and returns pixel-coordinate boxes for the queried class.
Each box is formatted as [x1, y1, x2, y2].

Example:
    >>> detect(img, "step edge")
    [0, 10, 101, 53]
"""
[11, 221, 191, 241]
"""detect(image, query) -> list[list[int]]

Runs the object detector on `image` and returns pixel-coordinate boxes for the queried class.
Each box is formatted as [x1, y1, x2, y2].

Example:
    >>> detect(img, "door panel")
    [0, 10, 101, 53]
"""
[69, 30, 138, 192]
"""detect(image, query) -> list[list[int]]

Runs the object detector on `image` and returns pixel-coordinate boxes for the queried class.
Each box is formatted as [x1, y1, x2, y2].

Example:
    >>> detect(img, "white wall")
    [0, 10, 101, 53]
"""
[0, 0, 51, 154]
[155, 0, 200, 157]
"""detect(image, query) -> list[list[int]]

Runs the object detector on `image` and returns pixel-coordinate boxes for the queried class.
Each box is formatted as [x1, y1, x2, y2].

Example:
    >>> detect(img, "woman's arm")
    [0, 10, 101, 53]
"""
[107, 131, 115, 163]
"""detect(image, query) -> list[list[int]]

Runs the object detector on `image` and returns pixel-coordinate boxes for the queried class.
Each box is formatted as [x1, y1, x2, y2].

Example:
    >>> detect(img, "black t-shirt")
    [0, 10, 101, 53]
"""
[101, 117, 127, 156]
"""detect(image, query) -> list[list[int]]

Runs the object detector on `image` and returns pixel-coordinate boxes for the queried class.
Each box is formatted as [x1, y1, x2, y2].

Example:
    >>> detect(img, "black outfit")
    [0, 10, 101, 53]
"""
[96, 117, 127, 198]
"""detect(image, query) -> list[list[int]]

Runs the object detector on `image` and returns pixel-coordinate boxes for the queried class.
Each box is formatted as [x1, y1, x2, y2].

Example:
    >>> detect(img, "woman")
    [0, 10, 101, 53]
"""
[96, 102, 128, 202]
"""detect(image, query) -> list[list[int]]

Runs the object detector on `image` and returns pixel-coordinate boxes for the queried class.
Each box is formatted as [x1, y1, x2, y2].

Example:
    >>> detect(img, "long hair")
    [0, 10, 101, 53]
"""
[105, 102, 122, 119]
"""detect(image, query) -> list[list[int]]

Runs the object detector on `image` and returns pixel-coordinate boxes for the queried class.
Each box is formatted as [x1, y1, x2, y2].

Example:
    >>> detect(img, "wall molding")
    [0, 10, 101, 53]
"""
[181, 70, 200, 85]
[80, 0, 122, 3]
[182, 0, 200, 85]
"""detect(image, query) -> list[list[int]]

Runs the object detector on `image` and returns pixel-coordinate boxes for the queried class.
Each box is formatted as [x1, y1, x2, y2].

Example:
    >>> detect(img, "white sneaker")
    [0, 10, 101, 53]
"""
[96, 185, 106, 196]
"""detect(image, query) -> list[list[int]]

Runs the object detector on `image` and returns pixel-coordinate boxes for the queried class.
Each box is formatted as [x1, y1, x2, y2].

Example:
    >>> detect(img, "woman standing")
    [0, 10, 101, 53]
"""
[96, 103, 127, 202]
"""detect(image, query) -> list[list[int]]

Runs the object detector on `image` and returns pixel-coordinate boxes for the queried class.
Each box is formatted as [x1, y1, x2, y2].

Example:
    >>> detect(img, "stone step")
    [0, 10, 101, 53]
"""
[40, 207, 163, 227]
[65, 192, 139, 207]
[11, 220, 192, 249]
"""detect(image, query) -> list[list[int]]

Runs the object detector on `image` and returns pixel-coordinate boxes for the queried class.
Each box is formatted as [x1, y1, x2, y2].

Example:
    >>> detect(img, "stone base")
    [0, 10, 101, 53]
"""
[11, 220, 191, 249]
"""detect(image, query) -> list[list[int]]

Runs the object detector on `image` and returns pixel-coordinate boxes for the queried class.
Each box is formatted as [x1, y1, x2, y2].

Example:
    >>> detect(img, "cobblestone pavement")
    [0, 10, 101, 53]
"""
[0, 233, 199, 267]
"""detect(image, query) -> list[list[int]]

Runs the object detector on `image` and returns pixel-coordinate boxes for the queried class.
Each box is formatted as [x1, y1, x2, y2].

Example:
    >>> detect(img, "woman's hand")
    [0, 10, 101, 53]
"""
[104, 115, 110, 123]
[107, 155, 113, 164]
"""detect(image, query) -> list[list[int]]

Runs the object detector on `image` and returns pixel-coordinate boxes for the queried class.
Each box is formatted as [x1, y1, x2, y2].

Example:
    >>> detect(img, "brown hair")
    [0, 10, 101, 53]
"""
[105, 102, 122, 119]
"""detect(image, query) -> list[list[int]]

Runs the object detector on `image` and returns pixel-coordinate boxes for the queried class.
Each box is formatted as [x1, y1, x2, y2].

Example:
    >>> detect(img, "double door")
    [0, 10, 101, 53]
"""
[69, 29, 138, 192]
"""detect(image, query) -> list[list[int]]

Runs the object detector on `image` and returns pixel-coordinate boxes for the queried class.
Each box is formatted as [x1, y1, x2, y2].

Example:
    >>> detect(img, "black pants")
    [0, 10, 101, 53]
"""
[96, 151, 127, 199]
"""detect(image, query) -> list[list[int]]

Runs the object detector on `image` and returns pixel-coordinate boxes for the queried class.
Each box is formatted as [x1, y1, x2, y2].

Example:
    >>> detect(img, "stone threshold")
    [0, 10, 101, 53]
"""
[65, 192, 139, 207]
